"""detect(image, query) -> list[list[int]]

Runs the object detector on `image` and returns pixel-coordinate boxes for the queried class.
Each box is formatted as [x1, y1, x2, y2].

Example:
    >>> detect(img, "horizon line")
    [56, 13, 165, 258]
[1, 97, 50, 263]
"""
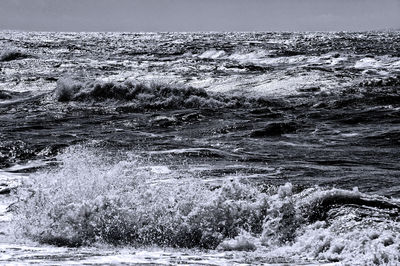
[1, 28, 399, 34]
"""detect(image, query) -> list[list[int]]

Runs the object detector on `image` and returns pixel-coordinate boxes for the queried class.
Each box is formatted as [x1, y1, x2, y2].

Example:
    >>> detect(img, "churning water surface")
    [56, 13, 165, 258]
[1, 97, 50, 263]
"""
[0, 31, 400, 265]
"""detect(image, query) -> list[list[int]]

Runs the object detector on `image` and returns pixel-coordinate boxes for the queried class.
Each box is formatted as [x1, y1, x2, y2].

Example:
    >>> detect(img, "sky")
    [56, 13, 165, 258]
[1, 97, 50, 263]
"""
[0, 0, 399, 32]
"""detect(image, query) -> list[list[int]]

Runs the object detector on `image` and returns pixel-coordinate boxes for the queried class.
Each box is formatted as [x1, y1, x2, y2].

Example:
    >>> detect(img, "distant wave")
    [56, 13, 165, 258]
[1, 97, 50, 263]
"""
[12, 146, 400, 264]
[360, 74, 400, 87]
[0, 90, 12, 100]
[197, 49, 335, 66]
[0, 48, 30, 62]
[197, 49, 306, 62]
[198, 49, 226, 59]
[197, 49, 271, 65]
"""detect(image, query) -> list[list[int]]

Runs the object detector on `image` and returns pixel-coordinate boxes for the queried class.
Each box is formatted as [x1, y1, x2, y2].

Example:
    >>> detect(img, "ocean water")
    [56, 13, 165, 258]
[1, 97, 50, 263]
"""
[0, 31, 400, 265]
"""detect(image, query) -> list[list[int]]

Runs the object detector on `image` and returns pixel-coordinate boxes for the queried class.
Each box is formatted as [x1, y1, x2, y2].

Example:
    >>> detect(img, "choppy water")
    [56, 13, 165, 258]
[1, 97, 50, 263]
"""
[1, 31, 400, 265]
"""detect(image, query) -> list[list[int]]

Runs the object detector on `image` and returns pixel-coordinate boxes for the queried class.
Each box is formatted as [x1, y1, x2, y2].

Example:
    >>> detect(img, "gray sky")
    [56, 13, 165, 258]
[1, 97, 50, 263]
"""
[0, 0, 399, 32]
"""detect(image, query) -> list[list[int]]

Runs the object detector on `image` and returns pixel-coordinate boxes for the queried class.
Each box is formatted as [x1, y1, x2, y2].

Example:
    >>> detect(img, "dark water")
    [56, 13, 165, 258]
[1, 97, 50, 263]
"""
[0, 31, 400, 265]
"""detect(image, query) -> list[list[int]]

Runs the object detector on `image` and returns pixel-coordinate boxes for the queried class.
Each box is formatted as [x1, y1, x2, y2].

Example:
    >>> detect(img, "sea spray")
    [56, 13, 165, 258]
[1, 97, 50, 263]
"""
[12, 146, 270, 248]
[11, 145, 400, 264]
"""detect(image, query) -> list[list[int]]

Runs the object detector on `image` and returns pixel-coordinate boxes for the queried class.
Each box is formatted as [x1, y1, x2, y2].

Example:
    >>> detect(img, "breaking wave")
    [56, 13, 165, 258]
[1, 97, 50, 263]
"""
[12, 146, 400, 264]
[54, 78, 276, 110]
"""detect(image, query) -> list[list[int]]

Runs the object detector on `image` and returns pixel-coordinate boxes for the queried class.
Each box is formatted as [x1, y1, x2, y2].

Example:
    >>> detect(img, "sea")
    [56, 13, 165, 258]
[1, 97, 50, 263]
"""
[0, 31, 399, 265]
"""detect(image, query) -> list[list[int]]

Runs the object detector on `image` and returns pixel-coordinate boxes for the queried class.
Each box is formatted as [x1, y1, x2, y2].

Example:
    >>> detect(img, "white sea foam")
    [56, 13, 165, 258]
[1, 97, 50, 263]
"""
[354, 58, 382, 69]
[198, 49, 226, 59]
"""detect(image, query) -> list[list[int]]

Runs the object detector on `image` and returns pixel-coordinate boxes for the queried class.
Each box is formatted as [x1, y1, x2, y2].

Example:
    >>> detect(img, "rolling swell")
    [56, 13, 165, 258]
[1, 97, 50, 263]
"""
[12, 146, 400, 264]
